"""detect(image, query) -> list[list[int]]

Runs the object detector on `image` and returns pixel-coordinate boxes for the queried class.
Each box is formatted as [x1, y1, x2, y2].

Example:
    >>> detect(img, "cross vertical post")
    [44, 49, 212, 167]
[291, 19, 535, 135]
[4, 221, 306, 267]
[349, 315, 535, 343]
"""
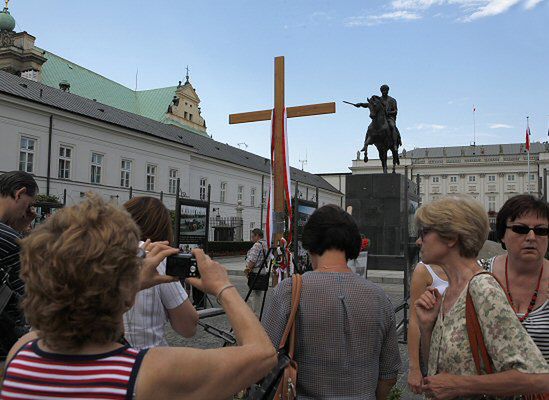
[229, 56, 336, 246]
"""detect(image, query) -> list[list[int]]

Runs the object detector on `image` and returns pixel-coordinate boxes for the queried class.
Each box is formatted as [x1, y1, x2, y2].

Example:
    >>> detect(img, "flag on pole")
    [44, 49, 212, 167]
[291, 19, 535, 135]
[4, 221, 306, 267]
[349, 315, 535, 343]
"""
[525, 126, 531, 152]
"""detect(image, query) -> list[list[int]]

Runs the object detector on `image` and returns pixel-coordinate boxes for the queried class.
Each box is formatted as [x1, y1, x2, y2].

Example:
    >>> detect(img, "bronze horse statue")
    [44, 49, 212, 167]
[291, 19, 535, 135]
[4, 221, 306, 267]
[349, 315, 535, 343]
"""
[360, 95, 401, 174]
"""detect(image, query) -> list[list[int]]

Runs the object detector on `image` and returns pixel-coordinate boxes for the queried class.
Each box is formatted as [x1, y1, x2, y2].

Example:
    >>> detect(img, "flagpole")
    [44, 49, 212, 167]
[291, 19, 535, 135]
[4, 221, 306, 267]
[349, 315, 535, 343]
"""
[527, 116, 531, 194]
[473, 105, 476, 145]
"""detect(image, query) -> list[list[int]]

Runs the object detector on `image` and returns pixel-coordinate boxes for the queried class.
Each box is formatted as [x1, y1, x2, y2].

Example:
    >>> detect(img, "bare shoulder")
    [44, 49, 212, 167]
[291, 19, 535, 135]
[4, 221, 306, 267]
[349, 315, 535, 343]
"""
[411, 262, 430, 282]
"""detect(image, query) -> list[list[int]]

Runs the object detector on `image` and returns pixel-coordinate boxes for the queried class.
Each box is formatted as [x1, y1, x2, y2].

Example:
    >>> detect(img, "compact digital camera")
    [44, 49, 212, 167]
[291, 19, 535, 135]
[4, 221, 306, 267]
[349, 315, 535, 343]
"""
[166, 253, 200, 278]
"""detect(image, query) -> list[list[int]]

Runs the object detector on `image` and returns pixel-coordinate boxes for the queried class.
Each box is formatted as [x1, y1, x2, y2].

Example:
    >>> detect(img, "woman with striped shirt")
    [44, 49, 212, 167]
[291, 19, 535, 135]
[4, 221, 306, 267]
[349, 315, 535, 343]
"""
[0, 195, 276, 400]
[484, 194, 549, 362]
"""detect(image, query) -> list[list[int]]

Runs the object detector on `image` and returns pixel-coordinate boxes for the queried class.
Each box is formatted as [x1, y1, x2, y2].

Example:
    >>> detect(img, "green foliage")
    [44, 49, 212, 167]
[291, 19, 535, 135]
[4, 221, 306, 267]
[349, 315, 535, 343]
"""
[34, 194, 62, 204]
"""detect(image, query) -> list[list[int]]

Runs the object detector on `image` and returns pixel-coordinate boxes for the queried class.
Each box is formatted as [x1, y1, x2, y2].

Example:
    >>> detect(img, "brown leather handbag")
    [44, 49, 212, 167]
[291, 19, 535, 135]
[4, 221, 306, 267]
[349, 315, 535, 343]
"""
[274, 273, 302, 400]
[465, 272, 548, 400]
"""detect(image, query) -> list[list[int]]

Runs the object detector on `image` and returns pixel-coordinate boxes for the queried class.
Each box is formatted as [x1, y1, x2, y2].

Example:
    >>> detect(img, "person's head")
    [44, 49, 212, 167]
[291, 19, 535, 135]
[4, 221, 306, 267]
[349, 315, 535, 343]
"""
[20, 194, 141, 351]
[496, 195, 549, 258]
[380, 84, 390, 96]
[251, 228, 264, 243]
[0, 170, 38, 224]
[123, 196, 174, 243]
[415, 195, 489, 263]
[302, 204, 361, 262]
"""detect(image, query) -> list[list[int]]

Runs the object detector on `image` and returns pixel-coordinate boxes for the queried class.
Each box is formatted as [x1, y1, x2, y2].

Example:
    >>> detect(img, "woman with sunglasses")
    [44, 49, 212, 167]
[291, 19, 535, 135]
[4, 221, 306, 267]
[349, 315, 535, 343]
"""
[482, 194, 549, 363]
[414, 195, 548, 399]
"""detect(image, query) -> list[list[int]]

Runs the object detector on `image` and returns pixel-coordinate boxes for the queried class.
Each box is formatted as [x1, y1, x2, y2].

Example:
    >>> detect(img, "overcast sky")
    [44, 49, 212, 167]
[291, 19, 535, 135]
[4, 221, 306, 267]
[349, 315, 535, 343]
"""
[10, 0, 549, 173]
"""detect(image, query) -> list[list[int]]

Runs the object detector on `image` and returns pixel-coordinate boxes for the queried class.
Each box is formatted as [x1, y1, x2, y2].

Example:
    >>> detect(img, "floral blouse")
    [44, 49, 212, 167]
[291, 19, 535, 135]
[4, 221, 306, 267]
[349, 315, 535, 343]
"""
[428, 273, 548, 399]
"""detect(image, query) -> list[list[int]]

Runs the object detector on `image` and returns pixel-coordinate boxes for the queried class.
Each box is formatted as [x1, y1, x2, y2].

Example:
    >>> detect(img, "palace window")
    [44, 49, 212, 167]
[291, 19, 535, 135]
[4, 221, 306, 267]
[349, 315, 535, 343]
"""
[488, 196, 496, 212]
[432, 176, 440, 183]
[146, 164, 156, 191]
[468, 175, 477, 183]
[507, 174, 516, 182]
[58, 146, 72, 179]
[168, 168, 178, 194]
[450, 176, 458, 183]
[90, 153, 103, 184]
[220, 182, 227, 203]
[19, 137, 35, 173]
[250, 187, 256, 207]
[488, 175, 496, 182]
[237, 185, 244, 203]
[120, 159, 132, 188]
[200, 178, 207, 201]
[530, 173, 536, 181]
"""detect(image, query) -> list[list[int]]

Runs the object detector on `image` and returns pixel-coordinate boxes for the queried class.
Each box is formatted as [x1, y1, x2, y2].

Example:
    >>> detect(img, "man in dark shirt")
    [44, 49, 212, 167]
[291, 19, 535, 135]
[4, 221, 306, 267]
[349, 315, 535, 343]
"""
[0, 171, 38, 358]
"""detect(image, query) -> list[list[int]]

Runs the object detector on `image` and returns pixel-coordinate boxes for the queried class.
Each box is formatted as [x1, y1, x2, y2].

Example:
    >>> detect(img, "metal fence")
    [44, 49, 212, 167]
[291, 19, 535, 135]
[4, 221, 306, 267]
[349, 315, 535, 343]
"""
[209, 216, 243, 241]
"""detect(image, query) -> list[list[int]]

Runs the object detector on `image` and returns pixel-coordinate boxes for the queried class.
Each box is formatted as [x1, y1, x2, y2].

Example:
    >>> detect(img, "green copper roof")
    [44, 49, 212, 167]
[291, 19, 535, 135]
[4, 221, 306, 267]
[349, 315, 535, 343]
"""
[0, 8, 15, 31]
[38, 49, 207, 136]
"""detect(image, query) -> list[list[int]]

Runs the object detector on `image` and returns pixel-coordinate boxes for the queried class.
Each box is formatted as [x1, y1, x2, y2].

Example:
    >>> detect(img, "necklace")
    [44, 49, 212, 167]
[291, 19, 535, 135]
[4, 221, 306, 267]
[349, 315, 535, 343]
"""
[504, 256, 543, 322]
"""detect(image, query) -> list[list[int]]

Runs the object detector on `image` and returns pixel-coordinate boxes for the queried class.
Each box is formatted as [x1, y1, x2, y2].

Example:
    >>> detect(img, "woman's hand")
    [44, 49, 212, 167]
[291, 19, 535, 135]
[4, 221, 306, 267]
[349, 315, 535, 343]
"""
[422, 372, 462, 399]
[139, 241, 179, 290]
[186, 249, 231, 296]
[408, 367, 423, 394]
[415, 288, 442, 333]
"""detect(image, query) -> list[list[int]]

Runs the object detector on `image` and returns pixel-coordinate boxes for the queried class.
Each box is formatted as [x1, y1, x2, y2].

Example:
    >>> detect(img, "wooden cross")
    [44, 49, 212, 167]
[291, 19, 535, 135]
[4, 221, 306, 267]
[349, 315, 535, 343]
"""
[229, 56, 335, 245]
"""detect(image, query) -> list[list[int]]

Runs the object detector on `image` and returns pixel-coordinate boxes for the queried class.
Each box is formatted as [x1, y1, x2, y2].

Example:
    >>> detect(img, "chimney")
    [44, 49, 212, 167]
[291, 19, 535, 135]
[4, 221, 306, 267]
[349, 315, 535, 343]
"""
[59, 80, 70, 92]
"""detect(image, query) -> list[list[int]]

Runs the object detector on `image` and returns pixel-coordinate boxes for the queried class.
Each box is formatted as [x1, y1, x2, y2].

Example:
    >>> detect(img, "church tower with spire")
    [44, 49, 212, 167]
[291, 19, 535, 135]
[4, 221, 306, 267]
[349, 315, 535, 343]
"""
[165, 66, 207, 134]
[0, 1, 46, 80]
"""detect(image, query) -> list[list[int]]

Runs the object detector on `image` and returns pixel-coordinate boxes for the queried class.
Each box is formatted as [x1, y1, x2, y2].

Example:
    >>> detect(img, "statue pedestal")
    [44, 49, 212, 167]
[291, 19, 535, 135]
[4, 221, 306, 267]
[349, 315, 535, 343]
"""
[345, 173, 419, 259]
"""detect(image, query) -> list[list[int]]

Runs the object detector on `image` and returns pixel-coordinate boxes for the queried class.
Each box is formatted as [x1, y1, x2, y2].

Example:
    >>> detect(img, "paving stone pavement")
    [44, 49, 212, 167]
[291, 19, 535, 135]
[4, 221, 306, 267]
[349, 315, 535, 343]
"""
[164, 272, 423, 399]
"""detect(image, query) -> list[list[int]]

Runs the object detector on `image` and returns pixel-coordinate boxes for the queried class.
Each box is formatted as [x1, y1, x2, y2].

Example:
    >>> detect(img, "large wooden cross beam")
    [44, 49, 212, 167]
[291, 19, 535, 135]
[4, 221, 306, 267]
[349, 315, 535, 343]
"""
[229, 56, 335, 245]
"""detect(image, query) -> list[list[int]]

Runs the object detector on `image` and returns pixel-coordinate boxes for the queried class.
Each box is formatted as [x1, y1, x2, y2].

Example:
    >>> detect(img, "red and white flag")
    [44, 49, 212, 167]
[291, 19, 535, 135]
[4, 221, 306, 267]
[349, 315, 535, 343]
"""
[265, 108, 292, 247]
[525, 126, 531, 152]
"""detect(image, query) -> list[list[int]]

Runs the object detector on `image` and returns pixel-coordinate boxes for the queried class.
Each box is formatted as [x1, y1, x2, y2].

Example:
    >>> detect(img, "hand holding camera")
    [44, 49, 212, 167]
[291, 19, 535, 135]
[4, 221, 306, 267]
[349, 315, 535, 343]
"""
[139, 240, 179, 290]
[185, 249, 232, 297]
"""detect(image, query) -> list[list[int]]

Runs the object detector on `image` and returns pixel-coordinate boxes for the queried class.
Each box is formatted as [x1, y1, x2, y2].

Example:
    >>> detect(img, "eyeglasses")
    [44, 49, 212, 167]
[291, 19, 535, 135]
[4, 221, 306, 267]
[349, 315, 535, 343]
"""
[417, 227, 433, 239]
[506, 225, 549, 236]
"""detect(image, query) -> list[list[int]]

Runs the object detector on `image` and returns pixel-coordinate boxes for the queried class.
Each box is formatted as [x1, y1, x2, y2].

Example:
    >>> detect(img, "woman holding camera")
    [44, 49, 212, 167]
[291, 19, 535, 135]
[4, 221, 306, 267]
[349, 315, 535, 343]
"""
[123, 196, 198, 349]
[1, 195, 276, 399]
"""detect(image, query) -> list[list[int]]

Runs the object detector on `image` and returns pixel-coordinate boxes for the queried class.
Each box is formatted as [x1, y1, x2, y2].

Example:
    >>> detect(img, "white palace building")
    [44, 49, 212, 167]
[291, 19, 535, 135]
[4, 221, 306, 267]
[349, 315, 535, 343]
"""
[321, 142, 549, 225]
[0, 6, 341, 241]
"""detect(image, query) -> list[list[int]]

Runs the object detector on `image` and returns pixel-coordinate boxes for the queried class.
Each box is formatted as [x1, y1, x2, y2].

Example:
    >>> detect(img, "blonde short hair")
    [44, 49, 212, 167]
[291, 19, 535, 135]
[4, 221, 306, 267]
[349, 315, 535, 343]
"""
[20, 194, 141, 351]
[415, 195, 489, 258]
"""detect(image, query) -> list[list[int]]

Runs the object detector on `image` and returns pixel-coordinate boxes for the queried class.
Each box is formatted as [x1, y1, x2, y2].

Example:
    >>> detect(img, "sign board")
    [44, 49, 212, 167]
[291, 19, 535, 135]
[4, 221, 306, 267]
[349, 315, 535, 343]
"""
[292, 198, 317, 273]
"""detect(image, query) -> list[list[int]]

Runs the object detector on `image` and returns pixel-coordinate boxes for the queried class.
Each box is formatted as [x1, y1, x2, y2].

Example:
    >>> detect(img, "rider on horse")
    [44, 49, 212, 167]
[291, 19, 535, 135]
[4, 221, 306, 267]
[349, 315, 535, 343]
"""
[356, 84, 401, 152]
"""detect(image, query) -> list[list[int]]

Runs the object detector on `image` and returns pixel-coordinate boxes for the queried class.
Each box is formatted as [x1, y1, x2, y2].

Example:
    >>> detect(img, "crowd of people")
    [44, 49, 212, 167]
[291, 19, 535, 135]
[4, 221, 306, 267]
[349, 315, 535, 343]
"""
[0, 169, 548, 399]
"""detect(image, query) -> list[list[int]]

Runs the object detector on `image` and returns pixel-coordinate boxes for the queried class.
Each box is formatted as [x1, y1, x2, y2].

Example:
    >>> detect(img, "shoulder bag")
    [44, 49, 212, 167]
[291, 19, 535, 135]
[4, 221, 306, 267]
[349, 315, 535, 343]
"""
[248, 273, 302, 400]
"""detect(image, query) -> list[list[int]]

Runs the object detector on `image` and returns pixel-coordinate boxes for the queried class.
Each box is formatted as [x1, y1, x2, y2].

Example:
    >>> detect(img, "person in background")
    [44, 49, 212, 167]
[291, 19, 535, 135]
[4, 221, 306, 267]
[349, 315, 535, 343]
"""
[262, 205, 401, 399]
[0, 171, 37, 363]
[1, 195, 277, 399]
[482, 195, 549, 363]
[407, 261, 448, 394]
[123, 196, 198, 349]
[414, 195, 548, 399]
[244, 228, 269, 315]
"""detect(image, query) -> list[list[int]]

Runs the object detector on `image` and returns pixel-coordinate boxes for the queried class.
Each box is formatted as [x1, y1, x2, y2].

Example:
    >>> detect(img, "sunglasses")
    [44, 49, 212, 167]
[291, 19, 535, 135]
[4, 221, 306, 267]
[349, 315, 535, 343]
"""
[417, 227, 433, 239]
[506, 225, 549, 236]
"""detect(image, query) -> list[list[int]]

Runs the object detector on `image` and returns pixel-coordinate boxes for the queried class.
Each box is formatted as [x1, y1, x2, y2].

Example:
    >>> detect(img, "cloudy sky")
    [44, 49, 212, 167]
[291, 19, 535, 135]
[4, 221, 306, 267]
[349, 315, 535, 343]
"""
[10, 0, 549, 173]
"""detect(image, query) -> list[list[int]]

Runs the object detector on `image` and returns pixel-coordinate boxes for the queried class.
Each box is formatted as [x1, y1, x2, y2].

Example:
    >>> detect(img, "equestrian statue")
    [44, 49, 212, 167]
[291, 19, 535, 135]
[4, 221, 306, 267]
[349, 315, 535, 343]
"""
[345, 84, 402, 174]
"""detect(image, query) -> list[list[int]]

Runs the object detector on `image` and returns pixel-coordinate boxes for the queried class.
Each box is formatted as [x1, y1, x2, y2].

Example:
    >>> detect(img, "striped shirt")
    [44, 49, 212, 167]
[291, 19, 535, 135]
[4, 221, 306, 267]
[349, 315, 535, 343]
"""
[484, 256, 549, 363]
[1, 340, 148, 400]
[0, 222, 24, 321]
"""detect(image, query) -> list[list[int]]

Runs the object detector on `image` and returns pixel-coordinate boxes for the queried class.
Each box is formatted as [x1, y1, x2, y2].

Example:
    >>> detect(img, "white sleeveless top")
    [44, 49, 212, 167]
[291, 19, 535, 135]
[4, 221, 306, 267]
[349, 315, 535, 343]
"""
[422, 262, 449, 295]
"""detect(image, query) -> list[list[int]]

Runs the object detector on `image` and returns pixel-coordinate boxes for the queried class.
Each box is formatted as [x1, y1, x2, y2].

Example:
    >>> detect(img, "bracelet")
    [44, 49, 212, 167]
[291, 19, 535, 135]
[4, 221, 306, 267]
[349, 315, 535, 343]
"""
[216, 284, 236, 306]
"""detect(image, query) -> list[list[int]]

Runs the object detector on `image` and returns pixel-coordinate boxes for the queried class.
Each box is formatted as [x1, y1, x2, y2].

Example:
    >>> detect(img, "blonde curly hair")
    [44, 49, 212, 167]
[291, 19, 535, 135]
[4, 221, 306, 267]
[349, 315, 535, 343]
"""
[20, 194, 142, 351]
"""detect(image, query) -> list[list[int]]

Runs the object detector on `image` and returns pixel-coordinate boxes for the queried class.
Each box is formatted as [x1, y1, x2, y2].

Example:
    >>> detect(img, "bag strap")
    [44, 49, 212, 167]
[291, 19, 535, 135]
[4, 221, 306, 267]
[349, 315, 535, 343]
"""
[465, 271, 494, 375]
[278, 274, 302, 351]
